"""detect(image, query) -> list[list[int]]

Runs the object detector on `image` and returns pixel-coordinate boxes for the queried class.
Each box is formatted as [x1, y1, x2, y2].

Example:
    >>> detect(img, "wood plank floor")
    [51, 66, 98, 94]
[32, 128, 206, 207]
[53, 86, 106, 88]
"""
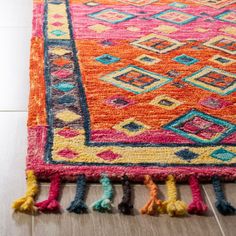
[1, 1, 235, 236]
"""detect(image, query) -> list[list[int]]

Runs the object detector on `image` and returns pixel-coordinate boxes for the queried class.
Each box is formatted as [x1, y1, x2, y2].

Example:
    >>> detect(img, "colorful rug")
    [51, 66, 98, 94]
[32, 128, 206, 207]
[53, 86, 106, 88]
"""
[13, 0, 236, 216]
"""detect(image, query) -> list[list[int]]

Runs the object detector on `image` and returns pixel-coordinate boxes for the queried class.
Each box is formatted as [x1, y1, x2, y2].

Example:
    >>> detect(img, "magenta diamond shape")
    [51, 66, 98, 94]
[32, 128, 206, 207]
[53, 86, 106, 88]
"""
[52, 22, 64, 27]
[97, 150, 121, 161]
[53, 14, 63, 19]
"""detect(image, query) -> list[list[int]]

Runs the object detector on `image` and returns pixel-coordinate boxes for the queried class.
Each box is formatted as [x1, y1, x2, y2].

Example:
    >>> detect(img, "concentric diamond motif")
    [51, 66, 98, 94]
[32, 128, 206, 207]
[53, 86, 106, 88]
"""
[211, 148, 236, 162]
[100, 65, 172, 94]
[215, 10, 236, 24]
[113, 118, 150, 136]
[204, 35, 236, 55]
[131, 34, 185, 54]
[209, 55, 236, 66]
[135, 54, 160, 65]
[173, 54, 199, 66]
[164, 109, 236, 144]
[150, 95, 182, 110]
[88, 9, 135, 24]
[183, 66, 236, 95]
[152, 9, 198, 25]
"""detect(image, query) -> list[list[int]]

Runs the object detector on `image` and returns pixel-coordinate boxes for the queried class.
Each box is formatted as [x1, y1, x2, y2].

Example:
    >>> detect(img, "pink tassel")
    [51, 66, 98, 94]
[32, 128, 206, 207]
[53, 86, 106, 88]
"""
[35, 174, 61, 212]
[188, 175, 208, 214]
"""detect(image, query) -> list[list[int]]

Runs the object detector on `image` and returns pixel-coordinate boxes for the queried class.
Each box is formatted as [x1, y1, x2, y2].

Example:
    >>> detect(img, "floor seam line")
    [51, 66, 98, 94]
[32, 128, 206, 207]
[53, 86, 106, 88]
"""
[203, 186, 226, 236]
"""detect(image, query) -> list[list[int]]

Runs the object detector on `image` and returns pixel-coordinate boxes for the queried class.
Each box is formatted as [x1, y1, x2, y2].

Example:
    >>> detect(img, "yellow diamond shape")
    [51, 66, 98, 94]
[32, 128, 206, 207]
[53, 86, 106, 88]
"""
[154, 25, 177, 34]
[56, 110, 81, 122]
[221, 26, 236, 36]
[127, 26, 140, 32]
[150, 95, 183, 110]
[49, 47, 71, 56]
[88, 24, 111, 33]
[195, 27, 209, 33]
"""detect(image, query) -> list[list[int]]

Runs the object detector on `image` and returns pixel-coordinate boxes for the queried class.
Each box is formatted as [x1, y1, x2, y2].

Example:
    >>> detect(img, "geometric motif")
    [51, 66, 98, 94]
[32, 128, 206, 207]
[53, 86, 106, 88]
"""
[117, 0, 158, 6]
[88, 9, 135, 24]
[200, 96, 232, 109]
[169, 2, 188, 8]
[135, 54, 160, 65]
[175, 149, 199, 162]
[183, 66, 236, 95]
[100, 65, 172, 94]
[131, 34, 185, 53]
[152, 9, 198, 25]
[164, 109, 236, 144]
[215, 10, 236, 24]
[192, 0, 236, 9]
[210, 148, 236, 162]
[149, 95, 182, 110]
[113, 118, 150, 136]
[95, 54, 120, 64]
[105, 95, 135, 108]
[209, 55, 236, 66]
[173, 54, 199, 66]
[204, 35, 236, 55]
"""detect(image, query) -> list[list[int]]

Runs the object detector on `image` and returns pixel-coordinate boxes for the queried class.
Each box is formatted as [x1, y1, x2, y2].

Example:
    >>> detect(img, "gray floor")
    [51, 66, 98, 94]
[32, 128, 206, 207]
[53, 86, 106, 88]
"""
[0, 1, 235, 236]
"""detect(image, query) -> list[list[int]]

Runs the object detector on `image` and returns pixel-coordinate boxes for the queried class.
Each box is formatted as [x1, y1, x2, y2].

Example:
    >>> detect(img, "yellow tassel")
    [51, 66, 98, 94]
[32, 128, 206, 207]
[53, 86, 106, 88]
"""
[161, 175, 187, 217]
[12, 170, 38, 213]
[140, 175, 162, 215]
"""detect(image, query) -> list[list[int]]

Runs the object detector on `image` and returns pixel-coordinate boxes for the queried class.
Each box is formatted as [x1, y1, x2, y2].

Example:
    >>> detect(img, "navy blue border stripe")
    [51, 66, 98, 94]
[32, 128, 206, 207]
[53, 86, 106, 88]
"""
[43, 0, 236, 167]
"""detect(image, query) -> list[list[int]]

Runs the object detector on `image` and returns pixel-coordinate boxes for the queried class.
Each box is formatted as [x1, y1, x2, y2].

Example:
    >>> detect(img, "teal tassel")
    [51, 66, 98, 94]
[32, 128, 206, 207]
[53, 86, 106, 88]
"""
[91, 175, 113, 213]
[212, 176, 235, 215]
[67, 174, 88, 214]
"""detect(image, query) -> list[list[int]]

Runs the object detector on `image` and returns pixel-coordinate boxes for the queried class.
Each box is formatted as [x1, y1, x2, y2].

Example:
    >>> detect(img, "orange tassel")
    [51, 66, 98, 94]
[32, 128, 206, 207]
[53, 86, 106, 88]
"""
[140, 175, 162, 215]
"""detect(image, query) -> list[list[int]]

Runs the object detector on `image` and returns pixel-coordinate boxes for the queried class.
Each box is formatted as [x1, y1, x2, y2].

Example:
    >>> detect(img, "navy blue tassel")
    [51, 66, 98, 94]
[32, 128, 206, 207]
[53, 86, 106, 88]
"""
[67, 174, 88, 214]
[118, 175, 133, 215]
[212, 176, 235, 215]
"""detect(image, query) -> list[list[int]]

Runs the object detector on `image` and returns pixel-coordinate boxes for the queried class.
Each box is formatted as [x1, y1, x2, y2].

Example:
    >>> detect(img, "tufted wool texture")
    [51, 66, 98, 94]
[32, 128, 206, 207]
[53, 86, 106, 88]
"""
[27, 0, 236, 183]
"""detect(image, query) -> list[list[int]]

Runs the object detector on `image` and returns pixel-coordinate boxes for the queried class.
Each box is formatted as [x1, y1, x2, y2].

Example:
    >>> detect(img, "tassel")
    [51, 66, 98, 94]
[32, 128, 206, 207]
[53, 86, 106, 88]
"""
[162, 175, 187, 217]
[188, 175, 208, 214]
[140, 175, 162, 215]
[35, 174, 61, 212]
[67, 174, 88, 214]
[12, 170, 38, 213]
[118, 175, 133, 215]
[91, 174, 113, 213]
[212, 176, 235, 215]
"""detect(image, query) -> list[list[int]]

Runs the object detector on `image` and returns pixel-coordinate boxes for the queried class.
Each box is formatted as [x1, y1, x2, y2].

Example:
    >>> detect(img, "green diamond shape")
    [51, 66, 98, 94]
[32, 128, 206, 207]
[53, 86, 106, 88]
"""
[51, 30, 66, 37]
[211, 148, 236, 162]
[53, 82, 75, 92]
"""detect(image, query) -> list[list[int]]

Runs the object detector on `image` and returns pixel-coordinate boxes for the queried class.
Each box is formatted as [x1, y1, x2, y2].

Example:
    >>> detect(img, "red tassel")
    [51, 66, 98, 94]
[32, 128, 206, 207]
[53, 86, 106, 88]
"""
[188, 175, 208, 214]
[35, 174, 61, 212]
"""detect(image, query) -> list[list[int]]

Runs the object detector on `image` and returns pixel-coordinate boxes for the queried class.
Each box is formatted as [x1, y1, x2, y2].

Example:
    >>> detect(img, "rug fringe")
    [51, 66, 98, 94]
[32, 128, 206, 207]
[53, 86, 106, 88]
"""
[12, 170, 38, 214]
[212, 176, 235, 215]
[140, 175, 162, 215]
[118, 175, 133, 215]
[35, 174, 61, 212]
[67, 174, 88, 214]
[162, 175, 187, 217]
[91, 174, 113, 213]
[188, 175, 208, 214]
